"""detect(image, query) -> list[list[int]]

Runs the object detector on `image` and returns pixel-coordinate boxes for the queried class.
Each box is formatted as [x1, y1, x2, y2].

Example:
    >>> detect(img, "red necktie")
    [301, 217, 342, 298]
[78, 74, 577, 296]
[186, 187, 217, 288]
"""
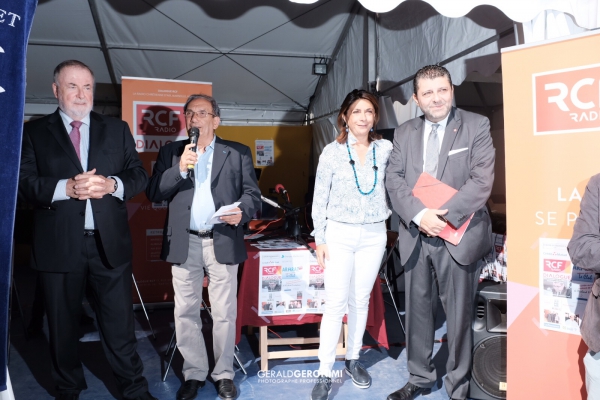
[70, 121, 82, 161]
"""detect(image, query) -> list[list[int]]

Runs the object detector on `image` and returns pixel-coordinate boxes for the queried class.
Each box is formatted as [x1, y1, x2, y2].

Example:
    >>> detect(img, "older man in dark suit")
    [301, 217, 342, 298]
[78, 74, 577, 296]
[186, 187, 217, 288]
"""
[568, 173, 600, 400]
[18, 60, 154, 400]
[146, 94, 260, 400]
[385, 65, 495, 400]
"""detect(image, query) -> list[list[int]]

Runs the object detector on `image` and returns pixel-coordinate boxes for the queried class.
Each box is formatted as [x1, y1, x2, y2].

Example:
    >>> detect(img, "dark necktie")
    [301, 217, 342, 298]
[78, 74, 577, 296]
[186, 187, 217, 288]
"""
[69, 120, 82, 161]
[424, 123, 440, 176]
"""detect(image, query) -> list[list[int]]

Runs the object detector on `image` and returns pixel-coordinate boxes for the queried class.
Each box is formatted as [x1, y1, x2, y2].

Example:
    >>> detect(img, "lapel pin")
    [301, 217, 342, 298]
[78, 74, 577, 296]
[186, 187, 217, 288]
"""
[223, 150, 226, 153]
[453, 129, 457, 132]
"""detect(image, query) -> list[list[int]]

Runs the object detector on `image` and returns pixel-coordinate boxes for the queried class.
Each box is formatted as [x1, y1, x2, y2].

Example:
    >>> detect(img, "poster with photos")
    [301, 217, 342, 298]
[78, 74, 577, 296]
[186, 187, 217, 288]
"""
[258, 250, 326, 316]
[539, 238, 592, 335]
[255, 139, 274, 166]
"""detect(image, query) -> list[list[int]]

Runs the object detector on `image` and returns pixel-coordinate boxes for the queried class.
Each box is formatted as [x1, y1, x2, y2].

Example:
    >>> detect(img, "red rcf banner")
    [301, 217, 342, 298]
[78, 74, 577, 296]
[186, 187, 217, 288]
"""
[534, 63, 600, 135]
[122, 77, 212, 303]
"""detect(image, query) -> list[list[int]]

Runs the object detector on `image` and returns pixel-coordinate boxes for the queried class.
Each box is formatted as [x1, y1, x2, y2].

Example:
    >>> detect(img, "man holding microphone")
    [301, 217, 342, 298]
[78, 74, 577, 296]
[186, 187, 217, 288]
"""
[147, 94, 260, 400]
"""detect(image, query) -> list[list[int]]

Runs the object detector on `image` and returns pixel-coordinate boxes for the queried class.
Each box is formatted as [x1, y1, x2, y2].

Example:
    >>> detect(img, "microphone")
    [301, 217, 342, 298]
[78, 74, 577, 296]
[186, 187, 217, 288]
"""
[187, 127, 199, 170]
[261, 195, 282, 209]
[275, 184, 287, 195]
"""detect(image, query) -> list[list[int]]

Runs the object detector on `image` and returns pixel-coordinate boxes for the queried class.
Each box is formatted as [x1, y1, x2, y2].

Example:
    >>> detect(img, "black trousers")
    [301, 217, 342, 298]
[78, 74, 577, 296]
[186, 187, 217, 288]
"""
[39, 233, 148, 398]
[404, 234, 481, 400]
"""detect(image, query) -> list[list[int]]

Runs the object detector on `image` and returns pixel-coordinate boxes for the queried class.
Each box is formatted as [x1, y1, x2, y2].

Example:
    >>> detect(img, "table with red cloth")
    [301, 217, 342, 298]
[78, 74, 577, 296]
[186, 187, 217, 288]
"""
[235, 240, 389, 350]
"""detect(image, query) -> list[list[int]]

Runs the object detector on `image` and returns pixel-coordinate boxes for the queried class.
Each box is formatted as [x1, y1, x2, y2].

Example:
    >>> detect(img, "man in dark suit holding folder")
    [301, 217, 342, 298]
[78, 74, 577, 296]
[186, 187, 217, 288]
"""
[385, 65, 495, 400]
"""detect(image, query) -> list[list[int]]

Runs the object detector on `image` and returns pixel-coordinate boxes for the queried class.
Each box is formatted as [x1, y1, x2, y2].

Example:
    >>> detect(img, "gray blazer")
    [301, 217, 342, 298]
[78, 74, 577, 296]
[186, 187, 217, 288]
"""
[568, 173, 600, 353]
[385, 107, 495, 266]
[146, 136, 260, 265]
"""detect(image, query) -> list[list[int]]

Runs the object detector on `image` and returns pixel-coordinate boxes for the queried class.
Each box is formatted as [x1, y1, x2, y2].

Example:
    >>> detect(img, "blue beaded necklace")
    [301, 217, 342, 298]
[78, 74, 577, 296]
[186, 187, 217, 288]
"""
[346, 142, 378, 195]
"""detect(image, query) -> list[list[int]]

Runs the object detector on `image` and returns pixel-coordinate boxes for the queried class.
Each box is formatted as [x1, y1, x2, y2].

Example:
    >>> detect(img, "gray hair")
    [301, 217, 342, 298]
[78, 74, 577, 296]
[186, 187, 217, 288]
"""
[183, 94, 221, 118]
[53, 60, 95, 86]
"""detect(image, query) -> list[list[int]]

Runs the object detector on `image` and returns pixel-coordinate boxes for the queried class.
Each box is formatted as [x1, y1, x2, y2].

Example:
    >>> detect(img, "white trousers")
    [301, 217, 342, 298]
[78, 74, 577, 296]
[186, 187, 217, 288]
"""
[585, 350, 600, 400]
[172, 235, 238, 382]
[317, 220, 386, 376]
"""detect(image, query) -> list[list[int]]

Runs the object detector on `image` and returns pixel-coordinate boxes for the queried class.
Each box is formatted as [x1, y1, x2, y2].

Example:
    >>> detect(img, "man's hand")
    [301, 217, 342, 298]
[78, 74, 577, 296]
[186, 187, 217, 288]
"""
[418, 208, 448, 237]
[72, 168, 115, 200]
[315, 244, 329, 269]
[179, 143, 198, 173]
[67, 169, 98, 200]
[219, 207, 243, 226]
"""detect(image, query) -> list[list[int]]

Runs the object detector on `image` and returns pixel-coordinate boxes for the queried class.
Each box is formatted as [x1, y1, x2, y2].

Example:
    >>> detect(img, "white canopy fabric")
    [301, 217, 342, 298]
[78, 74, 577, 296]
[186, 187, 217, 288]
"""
[376, 2, 514, 104]
[26, 0, 355, 125]
[26, 0, 599, 127]
[357, 0, 600, 30]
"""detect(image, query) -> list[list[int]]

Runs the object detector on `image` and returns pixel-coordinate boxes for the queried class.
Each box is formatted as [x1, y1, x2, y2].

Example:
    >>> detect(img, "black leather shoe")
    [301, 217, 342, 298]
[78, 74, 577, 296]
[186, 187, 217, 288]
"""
[310, 375, 332, 400]
[55, 393, 79, 400]
[129, 391, 159, 400]
[176, 380, 205, 400]
[344, 359, 371, 388]
[215, 378, 237, 399]
[387, 382, 431, 400]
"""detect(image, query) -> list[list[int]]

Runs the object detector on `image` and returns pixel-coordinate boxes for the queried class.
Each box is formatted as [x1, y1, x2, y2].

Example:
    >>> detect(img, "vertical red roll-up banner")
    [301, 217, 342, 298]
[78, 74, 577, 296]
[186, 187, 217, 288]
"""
[503, 31, 600, 399]
[122, 77, 212, 303]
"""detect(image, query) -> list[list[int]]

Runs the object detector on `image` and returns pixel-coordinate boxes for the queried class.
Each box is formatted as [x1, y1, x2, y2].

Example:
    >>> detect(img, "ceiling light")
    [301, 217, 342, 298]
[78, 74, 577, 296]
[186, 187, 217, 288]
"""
[312, 63, 327, 75]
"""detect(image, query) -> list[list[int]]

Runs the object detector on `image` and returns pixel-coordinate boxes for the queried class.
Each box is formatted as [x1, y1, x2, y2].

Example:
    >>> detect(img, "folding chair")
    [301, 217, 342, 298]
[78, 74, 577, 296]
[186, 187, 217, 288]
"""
[162, 276, 247, 381]
[379, 231, 406, 335]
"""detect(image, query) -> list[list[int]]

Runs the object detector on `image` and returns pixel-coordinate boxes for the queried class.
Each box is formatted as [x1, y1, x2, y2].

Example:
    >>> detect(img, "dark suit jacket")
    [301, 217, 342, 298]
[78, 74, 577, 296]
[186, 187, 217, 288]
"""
[19, 109, 148, 272]
[568, 173, 600, 353]
[385, 108, 495, 266]
[146, 136, 260, 265]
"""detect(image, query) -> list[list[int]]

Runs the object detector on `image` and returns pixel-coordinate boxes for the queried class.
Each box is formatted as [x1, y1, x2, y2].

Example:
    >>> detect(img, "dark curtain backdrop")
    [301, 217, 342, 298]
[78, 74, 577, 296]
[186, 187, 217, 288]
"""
[0, 0, 37, 391]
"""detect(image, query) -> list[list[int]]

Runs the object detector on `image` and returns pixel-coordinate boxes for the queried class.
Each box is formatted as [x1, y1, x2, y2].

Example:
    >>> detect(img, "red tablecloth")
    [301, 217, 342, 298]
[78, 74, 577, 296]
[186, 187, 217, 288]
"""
[235, 241, 389, 349]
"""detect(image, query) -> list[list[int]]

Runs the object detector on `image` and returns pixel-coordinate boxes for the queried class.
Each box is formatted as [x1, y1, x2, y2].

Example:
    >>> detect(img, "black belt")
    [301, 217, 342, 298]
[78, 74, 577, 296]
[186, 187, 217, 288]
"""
[83, 229, 98, 236]
[189, 229, 213, 238]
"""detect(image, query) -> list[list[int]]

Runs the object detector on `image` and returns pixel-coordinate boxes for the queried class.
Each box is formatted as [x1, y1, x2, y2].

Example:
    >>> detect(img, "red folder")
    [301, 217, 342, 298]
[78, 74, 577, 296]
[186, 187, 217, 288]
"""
[412, 172, 473, 245]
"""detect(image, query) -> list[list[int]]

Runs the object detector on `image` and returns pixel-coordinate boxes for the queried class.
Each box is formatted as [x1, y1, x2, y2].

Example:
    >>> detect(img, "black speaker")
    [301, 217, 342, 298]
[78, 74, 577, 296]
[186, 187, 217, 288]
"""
[469, 281, 507, 400]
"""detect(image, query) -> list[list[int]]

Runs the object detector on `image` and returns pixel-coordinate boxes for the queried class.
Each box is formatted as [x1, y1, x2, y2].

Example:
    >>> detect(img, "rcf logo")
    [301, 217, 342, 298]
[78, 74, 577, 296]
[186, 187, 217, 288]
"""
[543, 259, 571, 273]
[534, 63, 600, 135]
[310, 265, 324, 274]
[135, 102, 186, 136]
[262, 266, 281, 275]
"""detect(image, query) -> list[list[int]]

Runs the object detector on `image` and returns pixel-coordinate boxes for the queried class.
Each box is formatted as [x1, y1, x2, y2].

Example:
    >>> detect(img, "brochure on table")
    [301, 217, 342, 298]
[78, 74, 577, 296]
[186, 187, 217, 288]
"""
[258, 250, 327, 316]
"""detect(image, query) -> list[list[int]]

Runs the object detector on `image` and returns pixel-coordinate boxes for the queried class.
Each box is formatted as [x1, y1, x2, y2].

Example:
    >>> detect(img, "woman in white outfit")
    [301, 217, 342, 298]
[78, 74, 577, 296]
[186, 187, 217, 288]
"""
[310, 89, 392, 400]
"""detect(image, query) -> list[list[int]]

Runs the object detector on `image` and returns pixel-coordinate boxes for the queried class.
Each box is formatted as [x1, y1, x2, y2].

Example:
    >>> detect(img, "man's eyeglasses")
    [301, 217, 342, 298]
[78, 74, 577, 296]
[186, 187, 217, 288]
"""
[184, 110, 215, 119]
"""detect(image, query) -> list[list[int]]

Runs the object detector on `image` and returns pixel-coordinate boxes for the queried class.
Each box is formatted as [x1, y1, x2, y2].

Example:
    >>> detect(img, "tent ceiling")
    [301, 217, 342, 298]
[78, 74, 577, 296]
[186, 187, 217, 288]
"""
[27, 0, 356, 124]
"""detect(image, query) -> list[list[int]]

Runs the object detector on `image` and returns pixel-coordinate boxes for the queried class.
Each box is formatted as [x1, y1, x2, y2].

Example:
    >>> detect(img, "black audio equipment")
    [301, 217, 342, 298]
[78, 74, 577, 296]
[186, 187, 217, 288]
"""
[469, 281, 507, 400]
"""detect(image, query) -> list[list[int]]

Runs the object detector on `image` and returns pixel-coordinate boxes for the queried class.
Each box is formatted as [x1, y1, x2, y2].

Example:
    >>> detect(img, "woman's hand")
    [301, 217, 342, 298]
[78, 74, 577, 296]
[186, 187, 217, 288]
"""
[316, 244, 329, 269]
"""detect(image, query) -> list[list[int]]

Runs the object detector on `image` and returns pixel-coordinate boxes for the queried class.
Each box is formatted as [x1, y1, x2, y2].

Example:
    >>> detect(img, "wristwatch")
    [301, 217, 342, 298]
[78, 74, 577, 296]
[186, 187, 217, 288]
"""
[113, 179, 118, 193]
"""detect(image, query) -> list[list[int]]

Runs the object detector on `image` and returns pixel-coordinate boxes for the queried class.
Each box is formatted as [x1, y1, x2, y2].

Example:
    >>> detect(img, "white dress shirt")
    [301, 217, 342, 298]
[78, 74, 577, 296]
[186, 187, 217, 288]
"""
[52, 110, 124, 229]
[413, 112, 450, 226]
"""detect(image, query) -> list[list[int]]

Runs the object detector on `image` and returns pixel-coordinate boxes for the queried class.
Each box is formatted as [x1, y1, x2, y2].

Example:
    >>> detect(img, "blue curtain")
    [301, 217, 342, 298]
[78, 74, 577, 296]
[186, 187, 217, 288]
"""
[0, 0, 37, 391]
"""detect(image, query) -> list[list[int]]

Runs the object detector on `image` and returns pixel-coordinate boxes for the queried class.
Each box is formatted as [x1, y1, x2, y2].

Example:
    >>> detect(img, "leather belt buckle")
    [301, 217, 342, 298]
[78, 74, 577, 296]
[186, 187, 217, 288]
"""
[189, 229, 213, 239]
